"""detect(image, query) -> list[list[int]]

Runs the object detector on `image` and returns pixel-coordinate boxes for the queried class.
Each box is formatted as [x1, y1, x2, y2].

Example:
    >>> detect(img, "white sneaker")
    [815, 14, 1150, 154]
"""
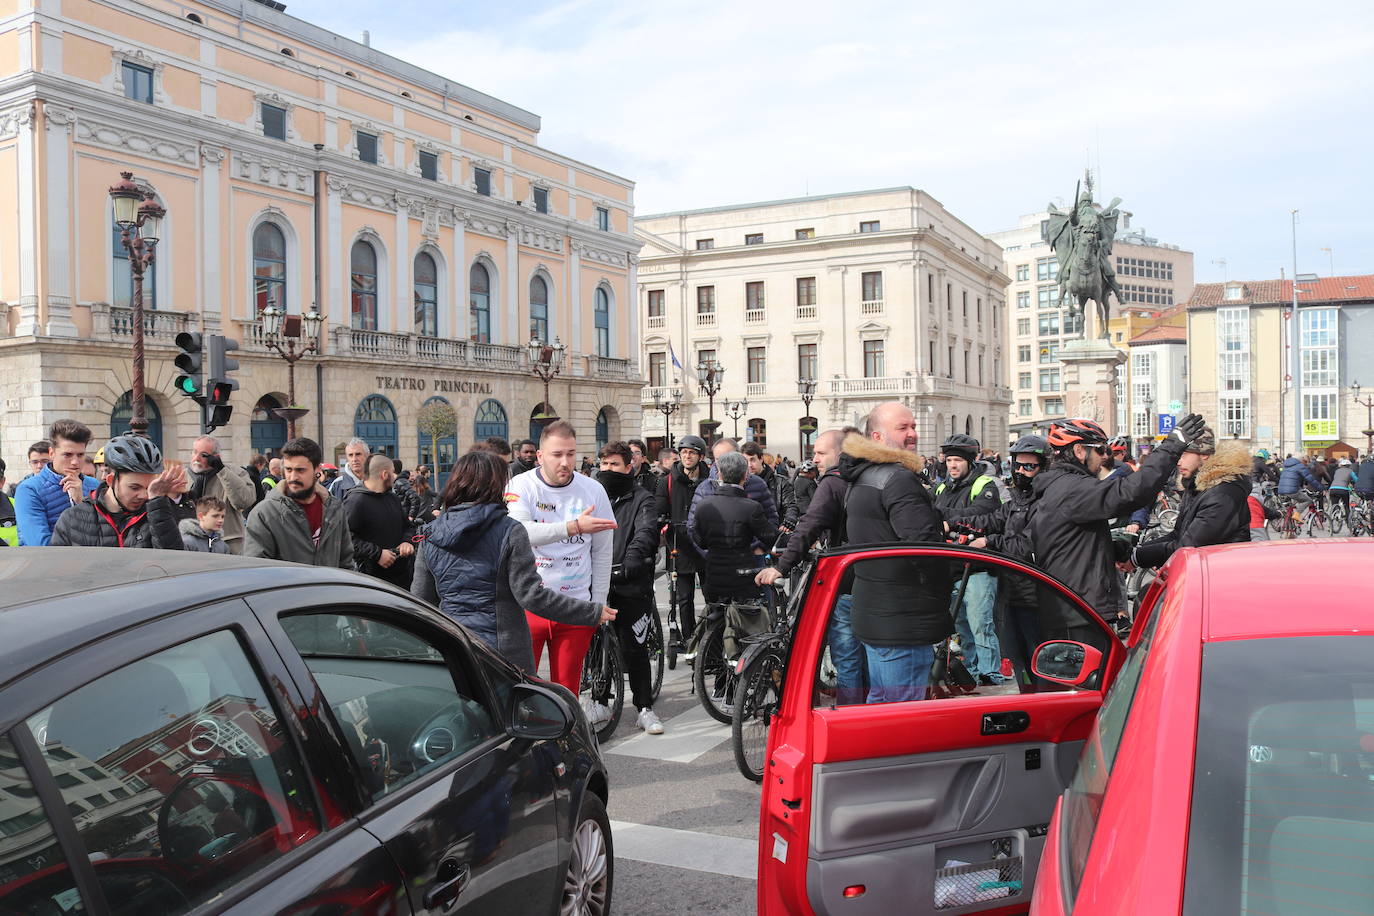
[637, 708, 665, 735]
[580, 697, 611, 727]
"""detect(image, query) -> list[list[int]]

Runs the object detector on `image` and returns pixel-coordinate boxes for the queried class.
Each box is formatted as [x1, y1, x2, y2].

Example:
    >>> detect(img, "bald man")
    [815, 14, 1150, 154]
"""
[344, 454, 416, 587]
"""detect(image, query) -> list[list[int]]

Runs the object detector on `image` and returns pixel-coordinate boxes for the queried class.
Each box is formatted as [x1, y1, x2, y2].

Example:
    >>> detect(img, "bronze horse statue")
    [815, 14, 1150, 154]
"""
[1044, 184, 1125, 340]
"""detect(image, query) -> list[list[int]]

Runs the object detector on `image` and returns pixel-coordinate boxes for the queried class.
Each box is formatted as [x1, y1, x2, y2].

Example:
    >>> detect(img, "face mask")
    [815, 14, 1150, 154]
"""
[596, 469, 634, 498]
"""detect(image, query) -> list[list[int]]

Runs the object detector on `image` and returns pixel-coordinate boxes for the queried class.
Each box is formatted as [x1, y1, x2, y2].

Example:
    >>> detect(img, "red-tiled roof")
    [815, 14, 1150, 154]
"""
[1186, 274, 1374, 309]
[1130, 324, 1186, 345]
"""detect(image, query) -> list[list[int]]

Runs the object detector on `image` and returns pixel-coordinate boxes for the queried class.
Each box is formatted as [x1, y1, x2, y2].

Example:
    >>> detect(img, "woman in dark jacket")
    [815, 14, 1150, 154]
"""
[411, 451, 613, 672]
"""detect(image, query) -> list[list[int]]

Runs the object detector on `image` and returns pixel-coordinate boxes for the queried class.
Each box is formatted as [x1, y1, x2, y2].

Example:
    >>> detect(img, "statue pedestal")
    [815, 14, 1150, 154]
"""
[1060, 337, 1126, 434]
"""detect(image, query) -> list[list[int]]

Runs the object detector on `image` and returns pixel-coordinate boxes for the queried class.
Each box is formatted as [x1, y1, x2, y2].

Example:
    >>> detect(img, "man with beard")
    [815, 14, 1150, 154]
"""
[346, 454, 417, 588]
[51, 436, 186, 549]
[1132, 430, 1251, 569]
[509, 439, 538, 479]
[245, 437, 354, 568]
[187, 436, 257, 554]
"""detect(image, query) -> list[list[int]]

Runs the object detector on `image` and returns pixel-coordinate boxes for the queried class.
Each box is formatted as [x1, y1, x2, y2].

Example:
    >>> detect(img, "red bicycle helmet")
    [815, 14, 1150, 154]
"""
[1048, 418, 1108, 448]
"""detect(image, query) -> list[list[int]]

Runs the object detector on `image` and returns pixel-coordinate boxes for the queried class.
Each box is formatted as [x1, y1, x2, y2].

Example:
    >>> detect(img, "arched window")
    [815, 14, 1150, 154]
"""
[474, 398, 508, 441]
[110, 391, 162, 453]
[594, 287, 611, 357]
[414, 252, 438, 337]
[254, 223, 287, 314]
[417, 396, 457, 489]
[470, 263, 491, 343]
[112, 223, 155, 309]
[355, 395, 397, 458]
[351, 240, 378, 330]
[529, 275, 549, 344]
[251, 394, 287, 456]
[595, 408, 611, 450]
[747, 418, 767, 448]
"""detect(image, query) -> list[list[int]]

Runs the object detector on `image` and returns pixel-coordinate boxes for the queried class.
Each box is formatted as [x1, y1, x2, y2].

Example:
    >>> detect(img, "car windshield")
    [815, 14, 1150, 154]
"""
[1184, 636, 1374, 915]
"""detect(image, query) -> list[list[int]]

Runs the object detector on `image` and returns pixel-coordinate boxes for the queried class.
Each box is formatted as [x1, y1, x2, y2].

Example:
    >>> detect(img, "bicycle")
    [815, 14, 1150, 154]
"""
[731, 577, 807, 782]
[1350, 496, 1374, 537]
[1270, 495, 1304, 540]
[693, 590, 776, 725]
[578, 623, 625, 743]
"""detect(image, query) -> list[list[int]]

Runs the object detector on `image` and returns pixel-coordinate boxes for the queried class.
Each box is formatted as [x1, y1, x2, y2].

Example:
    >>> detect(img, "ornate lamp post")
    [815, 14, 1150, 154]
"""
[696, 357, 724, 444]
[528, 335, 566, 431]
[108, 172, 165, 438]
[261, 300, 323, 440]
[797, 377, 818, 460]
[724, 398, 749, 439]
[652, 387, 682, 450]
[1351, 381, 1374, 454]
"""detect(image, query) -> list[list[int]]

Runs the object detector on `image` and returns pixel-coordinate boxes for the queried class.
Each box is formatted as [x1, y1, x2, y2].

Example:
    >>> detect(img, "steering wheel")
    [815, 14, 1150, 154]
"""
[408, 700, 486, 768]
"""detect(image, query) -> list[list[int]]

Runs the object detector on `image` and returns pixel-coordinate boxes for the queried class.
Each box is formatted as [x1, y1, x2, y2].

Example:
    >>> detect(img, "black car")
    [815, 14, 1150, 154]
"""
[0, 548, 613, 915]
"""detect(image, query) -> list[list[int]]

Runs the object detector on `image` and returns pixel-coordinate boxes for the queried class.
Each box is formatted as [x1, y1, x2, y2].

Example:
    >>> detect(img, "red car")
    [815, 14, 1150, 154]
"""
[758, 539, 1374, 915]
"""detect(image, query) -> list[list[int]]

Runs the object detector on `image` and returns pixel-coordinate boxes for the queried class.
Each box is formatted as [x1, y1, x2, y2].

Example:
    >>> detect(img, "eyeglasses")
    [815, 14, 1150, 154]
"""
[1013, 461, 1041, 471]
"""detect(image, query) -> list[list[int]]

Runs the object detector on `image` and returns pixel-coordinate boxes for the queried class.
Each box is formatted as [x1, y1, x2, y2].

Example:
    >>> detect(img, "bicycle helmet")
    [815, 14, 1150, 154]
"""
[101, 435, 164, 474]
[93, 446, 106, 465]
[1108, 435, 1130, 456]
[1047, 418, 1108, 449]
[798, 460, 817, 474]
[1009, 435, 1048, 459]
[941, 433, 980, 461]
[1184, 425, 1216, 455]
[1257, 448, 1270, 460]
[676, 435, 707, 454]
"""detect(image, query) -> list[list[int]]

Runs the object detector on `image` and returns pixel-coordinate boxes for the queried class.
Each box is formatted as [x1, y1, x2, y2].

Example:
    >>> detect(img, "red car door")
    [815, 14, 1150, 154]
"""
[758, 545, 1125, 916]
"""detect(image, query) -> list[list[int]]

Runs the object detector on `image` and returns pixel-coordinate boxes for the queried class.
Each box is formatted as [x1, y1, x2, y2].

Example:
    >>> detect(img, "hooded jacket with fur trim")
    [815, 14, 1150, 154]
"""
[836, 434, 949, 646]
[1134, 442, 1252, 568]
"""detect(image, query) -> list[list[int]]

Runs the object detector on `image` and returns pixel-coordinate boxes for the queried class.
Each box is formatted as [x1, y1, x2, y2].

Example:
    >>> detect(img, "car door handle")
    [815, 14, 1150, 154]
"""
[980, 711, 1030, 736]
[422, 859, 471, 910]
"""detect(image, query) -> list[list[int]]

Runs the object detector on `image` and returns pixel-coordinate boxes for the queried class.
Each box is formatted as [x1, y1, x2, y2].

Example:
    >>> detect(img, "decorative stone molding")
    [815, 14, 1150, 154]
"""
[200, 145, 226, 167]
[253, 91, 298, 141]
[571, 240, 629, 268]
[43, 105, 76, 134]
[75, 119, 197, 166]
[0, 103, 34, 140]
[326, 179, 399, 211]
[420, 204, 440, 241]
[347, 121, 386, 165]
[518, 225, 563, 253]
[110, 47, 169, 105]
[466, 213, 507, 239]
[234, 152, 312, 193]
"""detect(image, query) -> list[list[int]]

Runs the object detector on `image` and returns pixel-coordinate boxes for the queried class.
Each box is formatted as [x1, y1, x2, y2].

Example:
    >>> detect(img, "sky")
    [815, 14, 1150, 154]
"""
[284, 0, 1374, 284]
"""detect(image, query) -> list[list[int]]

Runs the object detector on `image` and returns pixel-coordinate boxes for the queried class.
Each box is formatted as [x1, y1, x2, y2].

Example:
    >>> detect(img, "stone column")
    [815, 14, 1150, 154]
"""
[1060, 337, 1127, 433]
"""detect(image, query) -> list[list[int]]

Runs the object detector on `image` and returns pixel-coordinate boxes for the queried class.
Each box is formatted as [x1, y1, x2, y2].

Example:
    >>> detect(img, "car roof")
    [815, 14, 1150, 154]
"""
[1193, 539, 1374, 641]
[0, 548, 385, 682]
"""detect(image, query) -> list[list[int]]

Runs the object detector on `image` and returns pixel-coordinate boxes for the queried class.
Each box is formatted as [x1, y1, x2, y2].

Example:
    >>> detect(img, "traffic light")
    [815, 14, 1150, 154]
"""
[203, 335, 240, 433]
[204, 380, 234, 431]
[174, 331, 204, 399]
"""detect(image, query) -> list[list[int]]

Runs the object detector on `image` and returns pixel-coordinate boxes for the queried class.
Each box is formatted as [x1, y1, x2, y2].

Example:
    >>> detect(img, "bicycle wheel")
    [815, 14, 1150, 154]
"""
[1307, 510, 1327, 538]
[580, 627, 625, 743]
[693, 619, 736, 724]
[731, 647, 785, 783]
[646, 609, 665, 704]
[1329, 508, 1347, 536]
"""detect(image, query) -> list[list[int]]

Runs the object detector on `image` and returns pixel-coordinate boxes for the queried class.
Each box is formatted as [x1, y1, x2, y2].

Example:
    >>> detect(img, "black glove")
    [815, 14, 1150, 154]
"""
[204, 453, 224, 474]
[1171, 413, 1205, 445]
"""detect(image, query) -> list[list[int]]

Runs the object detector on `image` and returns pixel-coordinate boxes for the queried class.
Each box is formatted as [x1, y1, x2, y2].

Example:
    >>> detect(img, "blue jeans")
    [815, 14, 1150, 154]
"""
[864, 643, 935, 703]
[953, 571, 1001, 680]
[827, 594, 868, 706]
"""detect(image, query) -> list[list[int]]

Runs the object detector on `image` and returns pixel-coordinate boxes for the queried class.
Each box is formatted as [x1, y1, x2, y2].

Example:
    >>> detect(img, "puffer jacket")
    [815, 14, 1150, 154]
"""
[1277, 457, 1321, 495]
[179, 518, 229, 554]
[760, 464, 799, 530]
[411, 502, 600, 672]
[192, 462, 257, 554]
[15, 465, 101, 546]
[686, 465, 778, 556]
[1030, 436, 1186, 620]
[1359, 458, 1374, 496]
[1135, 443, 1252, 569]
[50, 487, 183, 550]
[690, 484, 777, 601]
[606, 475, 659, 603]
[836, 434, 948, 646]
[793, 474, 818, 518]
[655, 461, 707, 572]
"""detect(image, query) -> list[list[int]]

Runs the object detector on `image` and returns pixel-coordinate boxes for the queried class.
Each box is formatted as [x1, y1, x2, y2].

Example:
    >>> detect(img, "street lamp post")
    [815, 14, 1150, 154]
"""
[528, 335, 567, 431]
[108, 172, 165, 438]
[724, 398, 749, 439]
[696, 357, 724, 445]
[1351, 381, 1374, 454]
[652, 387, 682, 450]
[261, 300, 323, 440]
[797, 377, 817, 460]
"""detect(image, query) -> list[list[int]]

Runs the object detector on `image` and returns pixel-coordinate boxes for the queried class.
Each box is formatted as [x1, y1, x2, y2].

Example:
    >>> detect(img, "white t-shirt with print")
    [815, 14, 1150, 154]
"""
[505, 469, 613, 605]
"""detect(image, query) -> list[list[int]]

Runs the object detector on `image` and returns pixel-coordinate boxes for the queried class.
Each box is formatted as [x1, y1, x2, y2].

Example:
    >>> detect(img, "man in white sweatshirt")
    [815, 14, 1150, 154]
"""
[505, 420, 619, 710]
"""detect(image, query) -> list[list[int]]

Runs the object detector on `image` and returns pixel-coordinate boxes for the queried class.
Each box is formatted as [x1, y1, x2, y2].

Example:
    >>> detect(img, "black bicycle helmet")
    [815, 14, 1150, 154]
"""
[941, 433, 981, 460]
[1009, 435, 1048, 459]
[102, 435, 164, 474]
[677, 435, 707, 454]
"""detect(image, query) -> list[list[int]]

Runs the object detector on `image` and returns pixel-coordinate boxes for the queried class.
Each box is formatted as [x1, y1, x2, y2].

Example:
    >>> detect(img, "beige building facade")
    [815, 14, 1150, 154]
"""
[988, 210, 1194, 439]
[636, 188, 1012, 461]
[0, 0, 642, 475]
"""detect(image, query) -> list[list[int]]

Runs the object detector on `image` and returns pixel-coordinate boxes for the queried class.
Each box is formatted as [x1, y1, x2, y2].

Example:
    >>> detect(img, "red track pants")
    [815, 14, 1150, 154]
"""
[526, 613, 596, 695]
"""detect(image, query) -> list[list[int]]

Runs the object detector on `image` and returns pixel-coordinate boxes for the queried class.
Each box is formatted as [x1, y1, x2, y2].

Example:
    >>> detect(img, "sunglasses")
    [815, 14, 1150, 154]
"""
[1089, 444, 1108, 455]
[1013, 461, 1041, 471]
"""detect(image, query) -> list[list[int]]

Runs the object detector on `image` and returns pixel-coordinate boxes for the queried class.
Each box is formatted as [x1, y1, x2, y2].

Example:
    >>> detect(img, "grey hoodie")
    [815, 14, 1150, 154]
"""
[180, 518, 229, 554]
[244, 483, 354, 569]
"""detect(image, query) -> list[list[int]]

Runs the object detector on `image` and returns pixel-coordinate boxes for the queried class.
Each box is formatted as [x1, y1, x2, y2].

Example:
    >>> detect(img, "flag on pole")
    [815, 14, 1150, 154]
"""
[669, 341, 684, 372]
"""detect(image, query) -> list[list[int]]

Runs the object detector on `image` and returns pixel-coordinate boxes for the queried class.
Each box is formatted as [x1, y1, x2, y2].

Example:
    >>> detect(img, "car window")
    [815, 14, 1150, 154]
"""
[1184, 635, 1374, 915]
[812, 552, 1110, 707]
[0, 733, 89, 914]
[23, 630, 320, 916]
[1060, 587, 1163, 903]
[280, 612, 499, 801]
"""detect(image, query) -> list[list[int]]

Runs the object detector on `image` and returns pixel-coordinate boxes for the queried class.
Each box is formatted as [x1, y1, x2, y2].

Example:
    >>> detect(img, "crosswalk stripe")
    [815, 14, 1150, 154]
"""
[610, 820, 757, 880]
[602, 703, 731, 763]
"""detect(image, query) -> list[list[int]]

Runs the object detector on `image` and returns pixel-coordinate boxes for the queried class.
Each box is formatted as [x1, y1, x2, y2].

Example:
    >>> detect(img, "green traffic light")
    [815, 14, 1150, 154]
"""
[175, 374, 199, 395]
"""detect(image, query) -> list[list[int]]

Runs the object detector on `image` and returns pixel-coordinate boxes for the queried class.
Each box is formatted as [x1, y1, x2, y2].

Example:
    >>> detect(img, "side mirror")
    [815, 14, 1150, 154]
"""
[1032, 640, 1104, 688]
[509, 682, 575, 740]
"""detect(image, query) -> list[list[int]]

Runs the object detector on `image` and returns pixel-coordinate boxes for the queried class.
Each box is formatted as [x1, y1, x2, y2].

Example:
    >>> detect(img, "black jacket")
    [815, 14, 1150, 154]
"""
[403, 485, 441, 528]
[760, 465, 799, 530]
[1135, 445, 1252, 568]
[1030, 437, 1186, 619]
[690, 484, 777, 601]
[633, 464, 659, 496]
[607, 476, 659, 603]
[51, 488, 184, 550]
[932, 467, 1003, 522]
[345, 487, 415, 588]
[775, 470, 847, 577]
[655, 462, 707, 572]
[962, 478, 1038, 605]
[793, 474, 818, 518]
[836, 434, 949, 646]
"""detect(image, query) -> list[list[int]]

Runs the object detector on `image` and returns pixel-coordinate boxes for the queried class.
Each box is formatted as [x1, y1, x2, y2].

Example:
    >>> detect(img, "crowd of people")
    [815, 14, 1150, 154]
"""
[7, 402, 1365, 713]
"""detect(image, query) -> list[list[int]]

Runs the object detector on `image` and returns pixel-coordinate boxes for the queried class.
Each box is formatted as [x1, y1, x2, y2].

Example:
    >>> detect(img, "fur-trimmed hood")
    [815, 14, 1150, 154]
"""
[1194, 441, 1253, 492]
[840, 433, 925, 474]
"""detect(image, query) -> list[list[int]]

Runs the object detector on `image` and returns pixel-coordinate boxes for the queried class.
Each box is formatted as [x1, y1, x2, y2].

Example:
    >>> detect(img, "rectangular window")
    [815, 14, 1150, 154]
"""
[747, 346, 767, 384]
[1302, 348, 1337, 388]
[356, 131, 378, 164]
[1036, 256, 1059, 281]
[533, 186, 549, 213]
[1039, 341, 1060, 363]
[1017, 318, 1031, 336]
[1037, 285, 1059, 309]
[596, 207, 610, 231]
[1039, 368, 1061, 392]
[696, 238, 715, 250]
[1015, 264, 1030, 282]
[796, 276, 816, 307]
[963, 349, 969, 382]
[1038, 313, 1061, 336]
[946, 283, 953, 314]
[473, 167, 491, 196]
[1018, 372, 1032, 389]
[859, 220, 880, 233]
[647, 289, 665, 317]
[122, 61, 153, 103]
[696, 286, 715, 314]
[1221, 396, 1250, 438]
[1062, 309, 1084, 336]
[977, 297, 982, 323]
[1018, 345, 1032, 363]
[261, 103, 287, 140]
[1217, 306, 1251, 394]
[745, 281, 765, 310]
[978, 353, 983, 385]
[745, 233, 763, 245]
[1043, 397, 1065, 414]
[861, 271, 883, 302]
[962, 291, 968, 316]
[1017, 290, 1030, 309]
[1018, 398, 1032, 416]
[419, 150, 438, 181]
[795, 227, 815, 240]
[798, 343, 818, 380]
[929, 340, 937, 373]
[649, 352, 667, 387]
[697, 348, 717, 370]
[947, 345, 954, 378]
[928, 273, 935, 303]
[863, 340, 885, 378]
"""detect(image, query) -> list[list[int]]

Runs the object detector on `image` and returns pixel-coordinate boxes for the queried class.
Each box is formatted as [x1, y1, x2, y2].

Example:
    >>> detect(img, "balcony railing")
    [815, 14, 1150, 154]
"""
[349, 328, 413, 359]
[696, 311, 716, 327]
[110, 306, 190, 340]
[589, 355, 633, 379]
[824, 373, 962, 397]
[471, 342, 522, 371]
[744, 308, 765, 324]
[860, 299, 884, 315]
[647, 314, 665, 329]
[796, 305, 817, 320]
[746, 382, 767, 397]
[416, 336, 469, 362]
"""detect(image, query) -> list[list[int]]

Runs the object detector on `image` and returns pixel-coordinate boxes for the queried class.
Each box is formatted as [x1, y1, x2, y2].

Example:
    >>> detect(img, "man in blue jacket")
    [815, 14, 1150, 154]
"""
[1277, 455, 1323, 500]
[15, 419, 100, 545]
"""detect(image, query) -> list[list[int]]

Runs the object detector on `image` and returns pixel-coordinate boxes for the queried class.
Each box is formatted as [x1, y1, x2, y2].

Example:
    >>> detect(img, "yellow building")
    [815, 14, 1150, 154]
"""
[0, 0, 642, 473]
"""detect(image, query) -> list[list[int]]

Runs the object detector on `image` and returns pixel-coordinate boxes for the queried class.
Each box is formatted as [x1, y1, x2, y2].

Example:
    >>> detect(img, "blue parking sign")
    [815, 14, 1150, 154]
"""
[1158, 414, 1176, 435]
